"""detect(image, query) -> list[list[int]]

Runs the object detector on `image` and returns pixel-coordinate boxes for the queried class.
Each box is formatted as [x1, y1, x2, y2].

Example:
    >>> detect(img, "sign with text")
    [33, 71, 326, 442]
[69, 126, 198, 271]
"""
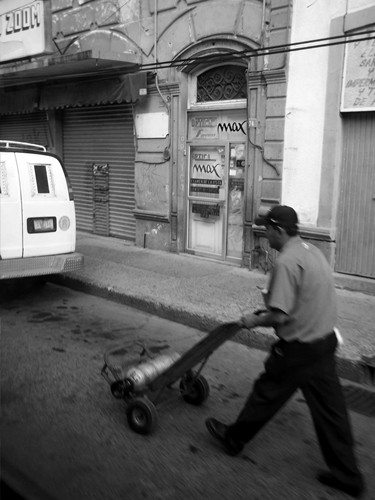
[341, 34, 375, 112]
[189, 147, 225, 200]
[0, 0, 52, 63]
[188, 110, 247, 140]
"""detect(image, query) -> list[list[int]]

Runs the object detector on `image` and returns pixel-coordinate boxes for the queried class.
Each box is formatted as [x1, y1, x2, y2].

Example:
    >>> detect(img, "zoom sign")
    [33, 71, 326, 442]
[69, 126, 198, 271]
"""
[0, 0, 52, 62]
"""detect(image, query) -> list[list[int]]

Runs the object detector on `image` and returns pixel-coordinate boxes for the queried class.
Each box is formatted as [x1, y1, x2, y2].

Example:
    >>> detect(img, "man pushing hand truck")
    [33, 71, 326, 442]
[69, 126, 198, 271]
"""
[205, 205, 365, 499]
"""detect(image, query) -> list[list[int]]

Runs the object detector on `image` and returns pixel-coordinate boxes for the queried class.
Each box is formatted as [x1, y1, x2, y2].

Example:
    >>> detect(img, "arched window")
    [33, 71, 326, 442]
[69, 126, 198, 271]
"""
[197, 65, 247, 102]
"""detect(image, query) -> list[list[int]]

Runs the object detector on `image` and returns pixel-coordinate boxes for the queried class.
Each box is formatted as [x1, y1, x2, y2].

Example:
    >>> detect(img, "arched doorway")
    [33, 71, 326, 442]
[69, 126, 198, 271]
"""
[185, 64, 249, 263]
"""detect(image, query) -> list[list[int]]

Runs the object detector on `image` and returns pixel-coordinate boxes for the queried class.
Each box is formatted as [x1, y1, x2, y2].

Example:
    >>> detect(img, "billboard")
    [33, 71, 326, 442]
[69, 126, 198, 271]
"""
[0, 0, 52, 63]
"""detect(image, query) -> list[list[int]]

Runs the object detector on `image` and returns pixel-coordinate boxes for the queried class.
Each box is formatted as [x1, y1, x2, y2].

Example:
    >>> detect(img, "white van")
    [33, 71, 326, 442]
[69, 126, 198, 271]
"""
[0, 140, 83, 279]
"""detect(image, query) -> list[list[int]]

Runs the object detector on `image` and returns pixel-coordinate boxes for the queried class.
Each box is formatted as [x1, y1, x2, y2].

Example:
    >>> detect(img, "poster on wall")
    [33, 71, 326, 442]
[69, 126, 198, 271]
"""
[341, 32, 375, 112]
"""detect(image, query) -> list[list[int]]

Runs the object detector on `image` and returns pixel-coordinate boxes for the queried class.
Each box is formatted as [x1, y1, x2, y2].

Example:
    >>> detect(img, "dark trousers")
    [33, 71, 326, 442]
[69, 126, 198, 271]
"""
[227, 332, 362, 487]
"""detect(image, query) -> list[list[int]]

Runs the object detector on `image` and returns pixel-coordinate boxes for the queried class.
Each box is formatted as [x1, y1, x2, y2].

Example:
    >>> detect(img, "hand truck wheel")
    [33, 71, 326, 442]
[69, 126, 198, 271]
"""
[110, 380, 126, 399]
[126, 396, 158, 435]
[180, 373, 210, 406]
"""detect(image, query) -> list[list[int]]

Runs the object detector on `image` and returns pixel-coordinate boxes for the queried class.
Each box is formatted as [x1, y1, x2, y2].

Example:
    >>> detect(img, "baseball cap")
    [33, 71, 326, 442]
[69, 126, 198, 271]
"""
[254, 205, 299, 228]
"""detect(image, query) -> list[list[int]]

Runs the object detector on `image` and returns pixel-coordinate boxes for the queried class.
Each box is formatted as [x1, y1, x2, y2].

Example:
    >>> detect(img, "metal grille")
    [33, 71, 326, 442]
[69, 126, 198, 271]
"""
[197, 65, 247, 102]
[63, 104, 136, 241]
[0, 112, 50, 148]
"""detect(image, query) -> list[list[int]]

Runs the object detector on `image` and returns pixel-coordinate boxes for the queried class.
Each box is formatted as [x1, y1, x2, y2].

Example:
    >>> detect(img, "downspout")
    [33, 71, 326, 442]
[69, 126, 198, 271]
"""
[154, 0, 158, 68]
[261, 0, 268, 70]
[153, 0, 171, 156]
[154, 0, 169, 111]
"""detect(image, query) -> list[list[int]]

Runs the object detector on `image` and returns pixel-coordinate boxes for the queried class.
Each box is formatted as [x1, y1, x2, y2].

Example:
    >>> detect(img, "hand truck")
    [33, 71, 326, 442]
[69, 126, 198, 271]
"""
[101, 321, 241, 434]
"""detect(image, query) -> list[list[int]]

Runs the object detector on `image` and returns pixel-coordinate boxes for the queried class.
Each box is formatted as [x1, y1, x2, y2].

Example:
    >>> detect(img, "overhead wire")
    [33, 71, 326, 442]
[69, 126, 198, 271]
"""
[139, 30, 375, 72]
[1, 30, 375, 86]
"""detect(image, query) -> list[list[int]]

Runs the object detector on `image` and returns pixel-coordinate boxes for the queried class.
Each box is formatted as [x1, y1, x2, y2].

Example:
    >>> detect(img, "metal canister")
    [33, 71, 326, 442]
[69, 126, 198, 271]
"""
[125, 351, 180, 391]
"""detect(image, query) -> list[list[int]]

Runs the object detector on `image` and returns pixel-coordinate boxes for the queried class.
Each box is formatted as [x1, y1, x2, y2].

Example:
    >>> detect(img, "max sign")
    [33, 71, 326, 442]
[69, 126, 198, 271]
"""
[0, 0, 52, 63]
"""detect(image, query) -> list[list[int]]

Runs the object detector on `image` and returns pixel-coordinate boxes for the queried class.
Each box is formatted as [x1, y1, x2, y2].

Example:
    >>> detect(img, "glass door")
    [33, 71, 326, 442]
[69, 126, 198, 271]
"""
[186, 109, 247, 262]
[187, 145, 227, 257]
[187, 142, 245, 261]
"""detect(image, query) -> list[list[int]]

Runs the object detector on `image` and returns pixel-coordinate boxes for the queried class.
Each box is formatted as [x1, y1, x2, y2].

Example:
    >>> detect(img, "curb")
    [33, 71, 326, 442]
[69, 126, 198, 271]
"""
[51, 274, 369, 387]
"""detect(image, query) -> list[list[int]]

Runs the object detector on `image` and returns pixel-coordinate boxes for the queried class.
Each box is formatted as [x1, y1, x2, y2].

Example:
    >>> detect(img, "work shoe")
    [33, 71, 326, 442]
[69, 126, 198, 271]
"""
[205, 418, 244, 456]
[317, 471, 365, 498]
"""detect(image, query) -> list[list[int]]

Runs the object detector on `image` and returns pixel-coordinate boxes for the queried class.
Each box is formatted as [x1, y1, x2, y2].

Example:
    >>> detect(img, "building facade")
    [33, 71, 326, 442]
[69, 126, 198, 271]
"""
[1, 0, 374, 281]
[280, 0, 375, 282]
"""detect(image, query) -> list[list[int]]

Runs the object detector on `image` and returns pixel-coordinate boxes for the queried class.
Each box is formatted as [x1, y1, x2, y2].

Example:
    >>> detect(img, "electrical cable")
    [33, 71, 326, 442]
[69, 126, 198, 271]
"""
[138, 31, 375, 72]
[248, 137, 280, 176]
[1, 30, 375, 86]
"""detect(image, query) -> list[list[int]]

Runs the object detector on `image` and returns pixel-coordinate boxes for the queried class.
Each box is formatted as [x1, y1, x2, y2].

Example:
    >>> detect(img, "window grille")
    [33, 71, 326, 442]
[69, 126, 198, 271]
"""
[197, 65, 247, 102]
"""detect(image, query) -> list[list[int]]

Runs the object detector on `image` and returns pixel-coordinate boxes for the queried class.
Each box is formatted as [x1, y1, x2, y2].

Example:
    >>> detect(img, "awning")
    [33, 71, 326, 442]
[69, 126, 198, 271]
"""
[0, 86, 40, 114]
[0, 72, 147, 114]
[39, 72, 147, 109]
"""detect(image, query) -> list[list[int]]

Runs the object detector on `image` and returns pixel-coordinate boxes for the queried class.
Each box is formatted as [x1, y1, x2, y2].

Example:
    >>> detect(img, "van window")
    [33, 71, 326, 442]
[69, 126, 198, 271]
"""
[34, 164, 50, 193]
[29, 162, 55, 196]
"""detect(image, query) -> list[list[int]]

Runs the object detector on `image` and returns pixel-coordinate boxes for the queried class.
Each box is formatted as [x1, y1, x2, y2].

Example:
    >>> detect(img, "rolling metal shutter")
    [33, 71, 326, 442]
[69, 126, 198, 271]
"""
[63, 104, 136, 241]
[0, 112, 50, 148]
[335, 112, 375, 278]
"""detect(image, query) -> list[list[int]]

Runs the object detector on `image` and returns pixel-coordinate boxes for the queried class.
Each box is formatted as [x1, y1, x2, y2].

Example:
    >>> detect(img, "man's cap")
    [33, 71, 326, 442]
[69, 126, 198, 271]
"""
[254, 205, 299, 228]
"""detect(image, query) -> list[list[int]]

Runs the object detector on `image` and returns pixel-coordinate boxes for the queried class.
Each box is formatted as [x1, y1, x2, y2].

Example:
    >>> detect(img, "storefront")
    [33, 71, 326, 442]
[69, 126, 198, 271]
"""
[0, 110, 50, 148]
[62, 103, 136, 240]
[0, 78, 145, 242]
[0, 0, 145, 243]
[186, 109, 247, 263]
[1, 0, 291, 268]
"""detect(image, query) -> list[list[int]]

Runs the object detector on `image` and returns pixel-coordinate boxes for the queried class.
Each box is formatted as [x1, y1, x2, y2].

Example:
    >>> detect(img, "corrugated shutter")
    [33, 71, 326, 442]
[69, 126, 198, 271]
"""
[335, 112, 375, 278]
[0, 112, 49, 148]
[63, 104, 135, 240]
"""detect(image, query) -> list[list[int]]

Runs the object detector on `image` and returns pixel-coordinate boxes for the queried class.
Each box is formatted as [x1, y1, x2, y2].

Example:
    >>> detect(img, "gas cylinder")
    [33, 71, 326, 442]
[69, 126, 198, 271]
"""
[124, 351, 180, 392]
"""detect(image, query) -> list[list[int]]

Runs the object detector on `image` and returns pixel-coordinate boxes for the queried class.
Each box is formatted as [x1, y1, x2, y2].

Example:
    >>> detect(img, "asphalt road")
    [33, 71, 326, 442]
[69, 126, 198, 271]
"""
[1, 282, 375, 500]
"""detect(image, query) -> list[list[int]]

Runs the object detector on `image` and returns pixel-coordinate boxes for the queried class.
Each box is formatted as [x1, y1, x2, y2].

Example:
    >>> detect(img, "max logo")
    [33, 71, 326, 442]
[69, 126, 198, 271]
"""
[217, 120, 247, 135]
[193, 164, 221, 178]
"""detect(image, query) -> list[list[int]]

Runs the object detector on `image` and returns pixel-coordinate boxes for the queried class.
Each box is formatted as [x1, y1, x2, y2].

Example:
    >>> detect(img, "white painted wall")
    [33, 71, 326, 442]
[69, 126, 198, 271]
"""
[282, 0, 373, 226]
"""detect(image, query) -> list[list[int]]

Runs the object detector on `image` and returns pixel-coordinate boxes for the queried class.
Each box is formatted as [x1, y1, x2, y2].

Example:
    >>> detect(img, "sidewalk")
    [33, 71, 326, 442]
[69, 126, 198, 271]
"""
[53, 232, 375, 385]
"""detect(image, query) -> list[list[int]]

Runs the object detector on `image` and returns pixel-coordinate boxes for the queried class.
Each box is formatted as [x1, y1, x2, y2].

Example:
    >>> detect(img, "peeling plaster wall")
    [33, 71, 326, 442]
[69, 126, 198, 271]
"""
[48, 0, 289, 254]
[135, 162, 169, 213]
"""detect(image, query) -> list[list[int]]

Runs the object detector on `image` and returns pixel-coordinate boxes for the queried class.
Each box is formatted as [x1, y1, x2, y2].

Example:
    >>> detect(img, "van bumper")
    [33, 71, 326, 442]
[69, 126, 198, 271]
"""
[0, 253, 84, 279]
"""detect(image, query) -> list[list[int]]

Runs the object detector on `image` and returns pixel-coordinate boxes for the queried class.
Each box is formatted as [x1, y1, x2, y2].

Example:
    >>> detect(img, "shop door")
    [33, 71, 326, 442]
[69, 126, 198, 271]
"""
[186, 110, 247, 262]
[63, 104, 135, 240]
[335, 112, 375, 278]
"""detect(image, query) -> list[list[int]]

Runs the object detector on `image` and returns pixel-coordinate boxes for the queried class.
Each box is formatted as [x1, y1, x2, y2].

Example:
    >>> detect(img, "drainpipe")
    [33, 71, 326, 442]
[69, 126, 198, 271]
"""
[154, 0, 158, 67]
[154, 0, 169, 109]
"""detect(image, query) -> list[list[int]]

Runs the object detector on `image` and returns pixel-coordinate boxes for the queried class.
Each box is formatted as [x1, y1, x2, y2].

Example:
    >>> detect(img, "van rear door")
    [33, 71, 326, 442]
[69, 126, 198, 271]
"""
[0, 152, 23, 259]
[15, 152, 76, 257]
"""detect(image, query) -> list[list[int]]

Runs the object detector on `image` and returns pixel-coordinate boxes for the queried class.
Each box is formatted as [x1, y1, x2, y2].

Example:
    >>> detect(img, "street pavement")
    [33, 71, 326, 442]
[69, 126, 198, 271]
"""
[53, 231, 375, 386]
[1, 284, 375, 500]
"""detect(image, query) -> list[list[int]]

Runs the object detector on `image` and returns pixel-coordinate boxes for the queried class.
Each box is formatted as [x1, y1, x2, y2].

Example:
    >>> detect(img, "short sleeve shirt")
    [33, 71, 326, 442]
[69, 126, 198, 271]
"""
[267, 236, 337, 342]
